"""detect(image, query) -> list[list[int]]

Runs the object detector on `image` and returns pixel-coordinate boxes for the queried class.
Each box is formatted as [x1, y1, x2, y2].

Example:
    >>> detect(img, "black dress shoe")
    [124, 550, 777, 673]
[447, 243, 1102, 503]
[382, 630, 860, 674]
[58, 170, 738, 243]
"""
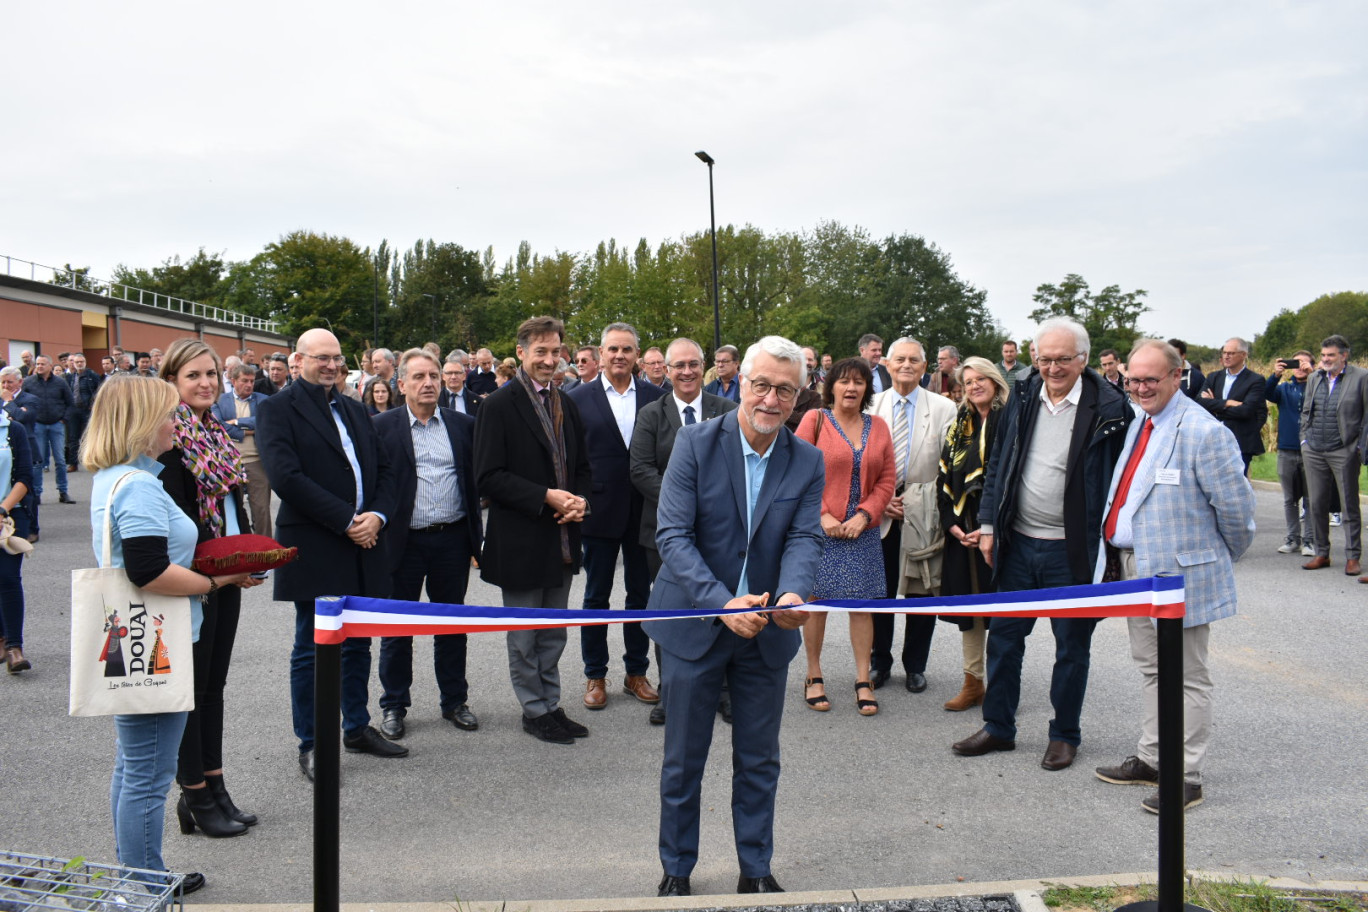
[443, 703, 479, 731]
[717, 693, 733, 724]
[523, 712, 574, 744]
[379, 708, 405, 740]
[658, 874, 691, 897]
[343, 725, 409, 757]
[952, 728, 1016, 756]
[905, 672, 928, 693]
[298, 750, 315, 782]
[1041, 739, 1077, 771]
[737, 874, 784, 893]
[179, 871, 206, 895]
[870, 668, 891, 690]
[59, 492, 76, 504]
[549, 707, 588, 738]
[649, 703, 666, 725]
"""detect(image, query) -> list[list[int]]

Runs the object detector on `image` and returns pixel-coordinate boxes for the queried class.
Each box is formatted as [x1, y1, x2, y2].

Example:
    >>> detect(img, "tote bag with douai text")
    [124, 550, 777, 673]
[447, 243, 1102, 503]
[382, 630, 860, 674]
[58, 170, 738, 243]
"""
[69, 471, 195, 717]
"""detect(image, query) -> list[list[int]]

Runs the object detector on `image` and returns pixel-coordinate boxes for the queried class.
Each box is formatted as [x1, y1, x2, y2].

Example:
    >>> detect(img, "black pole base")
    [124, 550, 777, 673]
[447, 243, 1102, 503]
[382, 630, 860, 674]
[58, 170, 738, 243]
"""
[1115, 901, 1212, 912]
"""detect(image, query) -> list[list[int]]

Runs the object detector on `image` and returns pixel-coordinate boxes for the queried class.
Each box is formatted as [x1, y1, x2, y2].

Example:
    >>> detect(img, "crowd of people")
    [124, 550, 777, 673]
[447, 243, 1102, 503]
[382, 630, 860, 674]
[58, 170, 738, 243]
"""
[13, 315, 1367, 898]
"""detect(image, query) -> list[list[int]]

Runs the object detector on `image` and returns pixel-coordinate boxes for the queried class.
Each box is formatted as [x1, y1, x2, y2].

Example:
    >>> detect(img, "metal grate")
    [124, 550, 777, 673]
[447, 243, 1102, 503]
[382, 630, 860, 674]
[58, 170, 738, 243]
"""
[0, 851, 184, 911]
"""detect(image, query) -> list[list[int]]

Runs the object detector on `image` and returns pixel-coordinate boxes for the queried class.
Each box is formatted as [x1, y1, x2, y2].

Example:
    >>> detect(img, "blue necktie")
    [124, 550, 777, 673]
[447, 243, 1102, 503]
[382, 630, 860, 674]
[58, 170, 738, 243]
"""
[683, 405, 696, 425]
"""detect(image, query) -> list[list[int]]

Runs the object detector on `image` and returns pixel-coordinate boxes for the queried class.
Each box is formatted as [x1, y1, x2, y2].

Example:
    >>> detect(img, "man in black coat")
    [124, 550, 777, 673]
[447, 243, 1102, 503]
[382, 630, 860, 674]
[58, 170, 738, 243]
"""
[373, 349, 483, 739]
[1199, 337, 1267, 475]
[64, 353, 101, 471]
[257, 328, 405, 781]
[473, 316, 592, 744]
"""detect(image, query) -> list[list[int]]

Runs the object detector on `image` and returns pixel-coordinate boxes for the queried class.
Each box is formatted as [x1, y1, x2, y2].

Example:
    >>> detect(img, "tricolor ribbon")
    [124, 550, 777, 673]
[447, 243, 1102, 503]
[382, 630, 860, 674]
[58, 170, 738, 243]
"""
[314, 576, 1184, 644]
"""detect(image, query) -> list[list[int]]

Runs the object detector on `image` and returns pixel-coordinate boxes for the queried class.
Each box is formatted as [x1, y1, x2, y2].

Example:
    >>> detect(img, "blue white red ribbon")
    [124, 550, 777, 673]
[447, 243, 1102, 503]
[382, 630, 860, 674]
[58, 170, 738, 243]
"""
[314, 576, 1184, 644]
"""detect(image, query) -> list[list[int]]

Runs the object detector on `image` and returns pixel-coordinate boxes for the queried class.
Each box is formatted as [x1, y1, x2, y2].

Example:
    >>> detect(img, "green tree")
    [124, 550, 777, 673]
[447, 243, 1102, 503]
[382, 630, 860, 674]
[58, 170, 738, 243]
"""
[48, 263, 105, 294]
[1029, 273, 1150, 358]
[111, 248, 226, 304]
[257, 231, 380, 353]
[390, 240, 488, 354]
[1252, 308, 1302, 361]
[1292, 291, 1368, 355]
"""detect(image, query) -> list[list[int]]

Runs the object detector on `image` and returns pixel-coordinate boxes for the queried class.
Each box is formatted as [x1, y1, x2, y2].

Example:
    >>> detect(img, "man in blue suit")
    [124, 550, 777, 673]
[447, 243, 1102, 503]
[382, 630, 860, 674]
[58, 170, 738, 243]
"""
[1093, 339, 1254, 813]
[568, 322, 666, 710]
[213, 363, 272, 536]
[642, 336, 824, 898]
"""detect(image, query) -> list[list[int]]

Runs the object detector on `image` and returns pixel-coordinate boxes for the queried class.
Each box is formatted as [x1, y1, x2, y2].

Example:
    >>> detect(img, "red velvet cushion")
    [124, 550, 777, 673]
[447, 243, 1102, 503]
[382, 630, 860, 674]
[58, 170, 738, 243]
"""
[192, 534, 298, 575]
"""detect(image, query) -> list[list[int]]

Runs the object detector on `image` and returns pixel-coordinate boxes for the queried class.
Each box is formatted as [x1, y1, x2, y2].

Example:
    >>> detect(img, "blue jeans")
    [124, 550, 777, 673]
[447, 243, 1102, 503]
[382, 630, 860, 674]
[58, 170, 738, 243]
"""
[31, 422, 68, 495]
[291, 601, 371, 752]
[579, 533, 651, 679]
[982, 536, 1099, 746]
[111, 711, 188, 873]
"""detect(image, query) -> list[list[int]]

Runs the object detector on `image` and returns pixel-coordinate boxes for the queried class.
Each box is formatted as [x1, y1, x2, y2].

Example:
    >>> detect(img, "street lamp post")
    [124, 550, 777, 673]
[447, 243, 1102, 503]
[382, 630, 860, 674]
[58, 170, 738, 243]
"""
[695, 150, 721, 353]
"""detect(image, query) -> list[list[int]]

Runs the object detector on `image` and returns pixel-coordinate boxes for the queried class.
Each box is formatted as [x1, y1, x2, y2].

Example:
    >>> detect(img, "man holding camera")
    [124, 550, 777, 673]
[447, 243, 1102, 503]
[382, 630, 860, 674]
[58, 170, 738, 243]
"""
[1265, 352, 1314, 556]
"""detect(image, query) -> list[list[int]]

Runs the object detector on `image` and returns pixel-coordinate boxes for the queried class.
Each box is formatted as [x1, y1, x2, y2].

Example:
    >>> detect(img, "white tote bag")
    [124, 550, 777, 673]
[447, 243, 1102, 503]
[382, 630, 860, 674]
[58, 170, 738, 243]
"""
[69, 471, 196, 717]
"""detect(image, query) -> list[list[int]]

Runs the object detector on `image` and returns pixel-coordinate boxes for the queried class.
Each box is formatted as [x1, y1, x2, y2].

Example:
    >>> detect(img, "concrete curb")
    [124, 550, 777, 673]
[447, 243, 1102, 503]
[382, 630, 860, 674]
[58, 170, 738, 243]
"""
[184, 871, 1368, 911]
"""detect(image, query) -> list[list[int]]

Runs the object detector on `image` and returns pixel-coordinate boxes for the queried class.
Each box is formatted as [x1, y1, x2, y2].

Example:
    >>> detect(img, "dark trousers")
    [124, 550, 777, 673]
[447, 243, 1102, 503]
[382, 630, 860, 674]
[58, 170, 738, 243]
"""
[0, 505, 30, 648]
[871, 527, 935, 675]
[658, 632, 786, 879]
[379, 525, 474, 715]
[579, 532, 652, 679]
[291, 600, 371, 753]
[178, 586, 241, 783]
[981, 535, 1099, 746]
[65, 409, 89, 467]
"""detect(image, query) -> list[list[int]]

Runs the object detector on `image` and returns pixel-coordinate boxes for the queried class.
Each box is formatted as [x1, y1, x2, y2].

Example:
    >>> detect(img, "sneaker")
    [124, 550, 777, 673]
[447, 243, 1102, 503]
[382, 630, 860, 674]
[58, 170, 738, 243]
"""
[1142, 783, 1203, 813]
[1330, 513, 1342, 527]
[1302, 543, 1316, 557]
[1095, 755, 1159, 786]
[1278, 538, 1300, 554]
[522, 712, 573, 744]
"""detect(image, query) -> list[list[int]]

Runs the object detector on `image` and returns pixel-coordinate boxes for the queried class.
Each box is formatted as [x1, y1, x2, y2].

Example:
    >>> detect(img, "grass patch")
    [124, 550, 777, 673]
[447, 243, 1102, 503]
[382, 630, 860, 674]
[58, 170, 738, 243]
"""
[1249, 452, 1368, 488]
[1042, 879, 1367, 912]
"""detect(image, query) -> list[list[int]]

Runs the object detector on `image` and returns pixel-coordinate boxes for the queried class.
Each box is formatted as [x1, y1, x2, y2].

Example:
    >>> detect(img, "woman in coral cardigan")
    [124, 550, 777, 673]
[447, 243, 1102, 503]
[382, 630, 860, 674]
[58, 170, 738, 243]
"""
[794, 358, 896, 715]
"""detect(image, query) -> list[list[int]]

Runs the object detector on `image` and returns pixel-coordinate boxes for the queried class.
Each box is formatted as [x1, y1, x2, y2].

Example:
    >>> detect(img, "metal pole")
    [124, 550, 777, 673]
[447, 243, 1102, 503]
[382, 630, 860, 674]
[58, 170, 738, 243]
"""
[373, 255, 380, 348]
[313, 598, 342, 912]
[696, 151, 721, 353]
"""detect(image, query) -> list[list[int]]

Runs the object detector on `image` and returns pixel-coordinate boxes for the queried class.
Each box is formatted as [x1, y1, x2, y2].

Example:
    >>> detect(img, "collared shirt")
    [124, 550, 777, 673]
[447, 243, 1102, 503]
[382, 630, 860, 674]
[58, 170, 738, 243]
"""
[328, 397, 366, 514]
[1108, 392, 1183, 549]
[871, 365, 885, 394]
[890, 386, 920, 477]
[446, 388, 468, 414]
[672, 391, 704, 426]
[406, 406, 464, 529]
[1039, 374, 1083, 416]
[1221, 367, 1245, 400]
[735, 429, 772, 598]
[600, 373, 637, 447]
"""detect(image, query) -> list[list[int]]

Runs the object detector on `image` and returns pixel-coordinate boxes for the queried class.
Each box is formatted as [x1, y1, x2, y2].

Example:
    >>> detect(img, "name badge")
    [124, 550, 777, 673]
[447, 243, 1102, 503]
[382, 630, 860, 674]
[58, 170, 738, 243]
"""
[1155, 468, 1181, 486]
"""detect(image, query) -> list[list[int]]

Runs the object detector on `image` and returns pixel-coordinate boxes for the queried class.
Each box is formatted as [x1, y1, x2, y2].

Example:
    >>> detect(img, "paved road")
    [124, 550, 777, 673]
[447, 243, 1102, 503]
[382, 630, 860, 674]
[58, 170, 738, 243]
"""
[3, 470, 1365, 905]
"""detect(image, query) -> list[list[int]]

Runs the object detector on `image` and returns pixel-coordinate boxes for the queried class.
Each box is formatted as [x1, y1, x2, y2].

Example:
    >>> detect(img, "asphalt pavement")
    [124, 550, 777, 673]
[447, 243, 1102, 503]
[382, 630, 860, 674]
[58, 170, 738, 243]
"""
[2, 469, 1365, 906]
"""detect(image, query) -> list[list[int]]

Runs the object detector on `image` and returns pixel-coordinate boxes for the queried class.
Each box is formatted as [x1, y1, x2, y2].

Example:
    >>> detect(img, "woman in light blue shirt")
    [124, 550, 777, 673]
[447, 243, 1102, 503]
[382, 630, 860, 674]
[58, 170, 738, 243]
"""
[83, 376, 258, 895]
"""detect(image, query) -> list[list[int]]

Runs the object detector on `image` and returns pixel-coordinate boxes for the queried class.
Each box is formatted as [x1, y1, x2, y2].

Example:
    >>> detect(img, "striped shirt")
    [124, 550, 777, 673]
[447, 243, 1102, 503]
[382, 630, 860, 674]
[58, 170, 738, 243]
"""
[407, 406, 465, 529]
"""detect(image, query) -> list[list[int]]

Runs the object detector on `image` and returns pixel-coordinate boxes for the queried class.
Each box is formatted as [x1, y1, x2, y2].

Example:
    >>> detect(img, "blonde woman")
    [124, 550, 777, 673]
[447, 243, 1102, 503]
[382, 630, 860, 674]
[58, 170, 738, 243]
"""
[84, 376, 260, 893]
[936, 356, 1010, 711]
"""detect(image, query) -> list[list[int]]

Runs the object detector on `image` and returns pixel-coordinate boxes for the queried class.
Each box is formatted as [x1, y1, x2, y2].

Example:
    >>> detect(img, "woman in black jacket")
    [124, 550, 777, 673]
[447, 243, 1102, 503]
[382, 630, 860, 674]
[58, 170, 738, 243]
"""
[158, 339, 258, 839]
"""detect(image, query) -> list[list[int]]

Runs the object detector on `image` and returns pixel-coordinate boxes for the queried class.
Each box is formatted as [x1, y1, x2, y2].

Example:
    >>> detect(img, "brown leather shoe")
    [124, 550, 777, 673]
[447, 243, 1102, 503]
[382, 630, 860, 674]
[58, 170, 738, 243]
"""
[1346, 559, 1362, 576]
[6, 646, 32, 674]
[1302, 556, 1330, 570]
[623, 674, 660, 704]
[583, 677, 607, 710]
[1041, 740, 1077, 771]
[952, 728, 1015, 756]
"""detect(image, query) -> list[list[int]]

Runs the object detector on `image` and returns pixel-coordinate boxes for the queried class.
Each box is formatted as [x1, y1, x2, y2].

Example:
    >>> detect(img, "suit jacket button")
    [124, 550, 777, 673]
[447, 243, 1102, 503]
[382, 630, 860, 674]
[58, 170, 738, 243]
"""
[738, 550, 746, 558]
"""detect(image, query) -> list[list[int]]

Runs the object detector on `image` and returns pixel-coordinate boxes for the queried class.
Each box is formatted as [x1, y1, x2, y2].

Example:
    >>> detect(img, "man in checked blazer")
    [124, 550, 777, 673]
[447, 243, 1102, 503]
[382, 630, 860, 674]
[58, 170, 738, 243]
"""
[1092, 339, 1254, 813]
[867, 336, 957, 694]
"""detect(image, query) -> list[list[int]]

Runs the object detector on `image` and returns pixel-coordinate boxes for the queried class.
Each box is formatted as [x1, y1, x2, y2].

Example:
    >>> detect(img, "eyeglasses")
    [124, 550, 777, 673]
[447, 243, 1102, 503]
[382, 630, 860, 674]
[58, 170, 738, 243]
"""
[715, 358, 736, 366]
[746, 379, 799, 402]
[667, 360, 702, 372]
[304, 354, 346, 366]
[1035, 354, 1082, 369]
[1127, 375, 1174, 389]
[1220, 350, 1243, 357]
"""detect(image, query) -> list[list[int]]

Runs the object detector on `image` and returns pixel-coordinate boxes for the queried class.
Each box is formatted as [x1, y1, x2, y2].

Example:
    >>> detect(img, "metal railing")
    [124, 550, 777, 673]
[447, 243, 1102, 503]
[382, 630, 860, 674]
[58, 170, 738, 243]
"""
[2, 254, 281, 334]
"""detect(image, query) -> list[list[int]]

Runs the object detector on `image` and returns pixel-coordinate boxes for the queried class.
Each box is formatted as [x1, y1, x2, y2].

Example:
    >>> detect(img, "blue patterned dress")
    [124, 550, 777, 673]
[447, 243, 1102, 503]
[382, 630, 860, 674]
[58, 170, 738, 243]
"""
[813, 411, 886, 600]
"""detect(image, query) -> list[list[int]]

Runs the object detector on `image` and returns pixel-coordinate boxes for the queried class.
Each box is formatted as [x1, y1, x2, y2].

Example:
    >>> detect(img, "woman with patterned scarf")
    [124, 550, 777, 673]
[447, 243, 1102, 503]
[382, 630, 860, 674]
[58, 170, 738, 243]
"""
[936, 356, 1011, 712]
[157, 339, 259, 841]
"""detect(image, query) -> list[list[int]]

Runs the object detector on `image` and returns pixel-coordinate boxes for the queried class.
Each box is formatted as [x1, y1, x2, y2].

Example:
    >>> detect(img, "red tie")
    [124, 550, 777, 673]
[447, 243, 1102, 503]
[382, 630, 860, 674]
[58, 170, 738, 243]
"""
[1104, 418, 1153, 542]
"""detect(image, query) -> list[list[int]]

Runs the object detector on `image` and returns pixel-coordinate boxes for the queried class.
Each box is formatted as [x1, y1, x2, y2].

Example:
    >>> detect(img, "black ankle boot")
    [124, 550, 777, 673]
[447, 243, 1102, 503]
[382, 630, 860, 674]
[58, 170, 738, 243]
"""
[204, 773, 257, 826]
[177, 786, 248, 838]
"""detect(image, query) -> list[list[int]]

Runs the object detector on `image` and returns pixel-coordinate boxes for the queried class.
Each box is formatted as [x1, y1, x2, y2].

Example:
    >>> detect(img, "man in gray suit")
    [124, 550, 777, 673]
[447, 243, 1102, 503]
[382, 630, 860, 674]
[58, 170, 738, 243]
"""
[1299, 334, 1368, 577]
[630, 337, 737, 724]
[1093, 339, 1255, 812]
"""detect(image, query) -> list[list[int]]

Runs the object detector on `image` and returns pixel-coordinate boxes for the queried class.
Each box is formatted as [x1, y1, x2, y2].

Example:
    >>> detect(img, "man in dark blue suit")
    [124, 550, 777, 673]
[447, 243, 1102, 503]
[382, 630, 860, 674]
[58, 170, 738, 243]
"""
[568, 323, 666, 710]
[213, 363, 272, 536]
[642, 336, 824, 898]
[373, 350, 483, 738]
[439, 355, 481, 416]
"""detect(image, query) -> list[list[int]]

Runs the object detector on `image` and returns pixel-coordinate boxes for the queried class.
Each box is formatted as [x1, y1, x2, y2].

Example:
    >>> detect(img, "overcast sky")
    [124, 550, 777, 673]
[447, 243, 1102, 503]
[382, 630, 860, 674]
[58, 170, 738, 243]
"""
[4, 1, 1363, 348]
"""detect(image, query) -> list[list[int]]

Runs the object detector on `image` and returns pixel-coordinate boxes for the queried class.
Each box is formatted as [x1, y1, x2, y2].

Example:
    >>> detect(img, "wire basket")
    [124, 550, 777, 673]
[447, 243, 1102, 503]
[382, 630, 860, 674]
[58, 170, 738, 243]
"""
[0, 852, 184, 911]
